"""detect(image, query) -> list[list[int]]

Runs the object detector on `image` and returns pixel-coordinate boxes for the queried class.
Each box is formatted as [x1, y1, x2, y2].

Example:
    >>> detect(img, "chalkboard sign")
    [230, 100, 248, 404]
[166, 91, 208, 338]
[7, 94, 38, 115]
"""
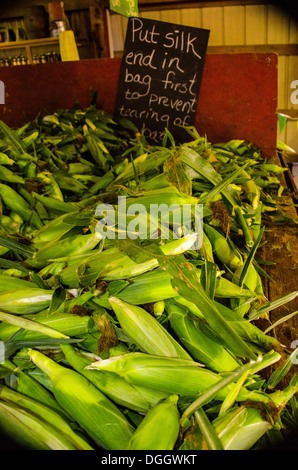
[115, 17, 210, 145]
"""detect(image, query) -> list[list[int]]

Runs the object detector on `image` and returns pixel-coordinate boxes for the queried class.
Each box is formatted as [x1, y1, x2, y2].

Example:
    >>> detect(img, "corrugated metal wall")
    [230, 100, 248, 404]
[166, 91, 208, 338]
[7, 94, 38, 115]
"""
[109, 3, 298, 155]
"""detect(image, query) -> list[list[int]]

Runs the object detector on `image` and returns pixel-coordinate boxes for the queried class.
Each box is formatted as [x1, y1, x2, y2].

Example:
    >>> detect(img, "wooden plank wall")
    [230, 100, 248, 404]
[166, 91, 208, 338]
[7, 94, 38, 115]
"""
[109, 3, 298, 156]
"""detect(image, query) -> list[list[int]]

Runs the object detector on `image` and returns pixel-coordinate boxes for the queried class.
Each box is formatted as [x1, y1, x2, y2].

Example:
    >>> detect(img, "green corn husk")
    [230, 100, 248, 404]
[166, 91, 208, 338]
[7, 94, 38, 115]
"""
[0, 385, 93, 450]
[109, 150, 171, 186]
[60, 343, 152, 413]
[211, 405, 271, 450]
[203, 223, 243, 271]
[0, 152, 14, 165]
[33, 232, 102, 263]
[72, 234, 198, 289]
[0, 183, 42, 230]
[0, 275, 37, 291]
[59, 247, 120, 288]
[0, 164, 24, 184]
[103, 268, 254, 308]
[194, 407, 224, 450]
[0, 311, 69, 340]
[28, 348, 135, 450]
[31, 192, 79, 214]
[166, 301, 240, 372]
[0, 399, 79, 450]
[112, 269, 169, 304]
[0, 311, 95, 342]
[128, 395, 180, 450]
[88, 352, 273, 404]
[124, 186, 198, 212]
[3, 360, 68, 418]
[139, 173, 170, 191]
[108, 296, 192, 360]
[31, 214, 77, 247]
[231, 261, 259, 316]
[0, 288, 53, 314]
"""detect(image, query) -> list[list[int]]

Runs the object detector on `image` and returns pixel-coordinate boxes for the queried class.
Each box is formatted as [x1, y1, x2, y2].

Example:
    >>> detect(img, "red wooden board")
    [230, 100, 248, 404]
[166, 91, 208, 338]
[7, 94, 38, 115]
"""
[0, 54, 277, 157]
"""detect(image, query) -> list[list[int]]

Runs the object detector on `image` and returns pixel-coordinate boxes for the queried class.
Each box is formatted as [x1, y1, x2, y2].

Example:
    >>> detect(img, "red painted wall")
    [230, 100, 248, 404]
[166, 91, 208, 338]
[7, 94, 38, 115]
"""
[0, 54, 277, 157]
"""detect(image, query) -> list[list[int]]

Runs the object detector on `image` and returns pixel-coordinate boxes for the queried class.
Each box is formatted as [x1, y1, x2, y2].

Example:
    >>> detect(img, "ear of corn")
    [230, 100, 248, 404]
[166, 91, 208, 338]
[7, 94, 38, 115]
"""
[0, 288, 53, 314]
[3, 360, 68, 418]
[108, 296, 192, 360]
[0, 399, 79, 450]
[128, 395, 180, 450]
[33, 232, 102, 263]
[166, 301, 240, 372]
[0, 384, 93, 449]
[212, 405, 271, 450]
[0, 311, 70, 340]
[0, 311, 95, 342]
[59, 247, 120, 288]
[231, 262, 259, 315]
[0, 106, 295, 451]
[109, 268, 253, 307]
[72, 234, 198, 288]
[0, 275, 37, 291]
[88, 352, 272, 404]
[104, 269, 177, 306]
[0, 183, 42, 230]
[28, 348, 135, 450]
[60, 343, 151, 413]
[203, 223, 243, 271]
[194, 407, 224, 450]
[0, 385, 93, 450]
[31, 213, 77, 247]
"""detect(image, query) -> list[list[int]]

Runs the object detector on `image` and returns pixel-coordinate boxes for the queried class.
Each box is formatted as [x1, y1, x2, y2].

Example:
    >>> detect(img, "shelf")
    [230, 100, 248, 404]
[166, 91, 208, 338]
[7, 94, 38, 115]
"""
[0, 37, 60, 50]
[0, 37, 60, 64]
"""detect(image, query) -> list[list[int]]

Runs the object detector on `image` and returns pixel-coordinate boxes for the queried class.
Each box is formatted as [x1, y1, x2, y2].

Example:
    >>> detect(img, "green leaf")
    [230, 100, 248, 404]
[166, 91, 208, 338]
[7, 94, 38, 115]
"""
[0, 236, 35, 259]
[181, 146, 242, 209]
[0, 311, 69, 340]
[158, 254, 258, 360]
[200, 261, 217, 299]
[267, 348, 298, 389]
[30, 272, 49, 289]
[48, 286, 66, 315]
[0, 258, 30, 274]
[194, 408, 224, 450]
[163, 150, 192, 195]
[255, 291, 298, 318]
[239, 226, 265, 288]
[198, 164, 248, 204]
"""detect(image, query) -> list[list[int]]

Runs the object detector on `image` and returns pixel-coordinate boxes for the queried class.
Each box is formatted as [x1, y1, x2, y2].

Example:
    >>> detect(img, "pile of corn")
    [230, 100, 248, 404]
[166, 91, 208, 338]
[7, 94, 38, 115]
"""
[0, 101, 297, 451]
